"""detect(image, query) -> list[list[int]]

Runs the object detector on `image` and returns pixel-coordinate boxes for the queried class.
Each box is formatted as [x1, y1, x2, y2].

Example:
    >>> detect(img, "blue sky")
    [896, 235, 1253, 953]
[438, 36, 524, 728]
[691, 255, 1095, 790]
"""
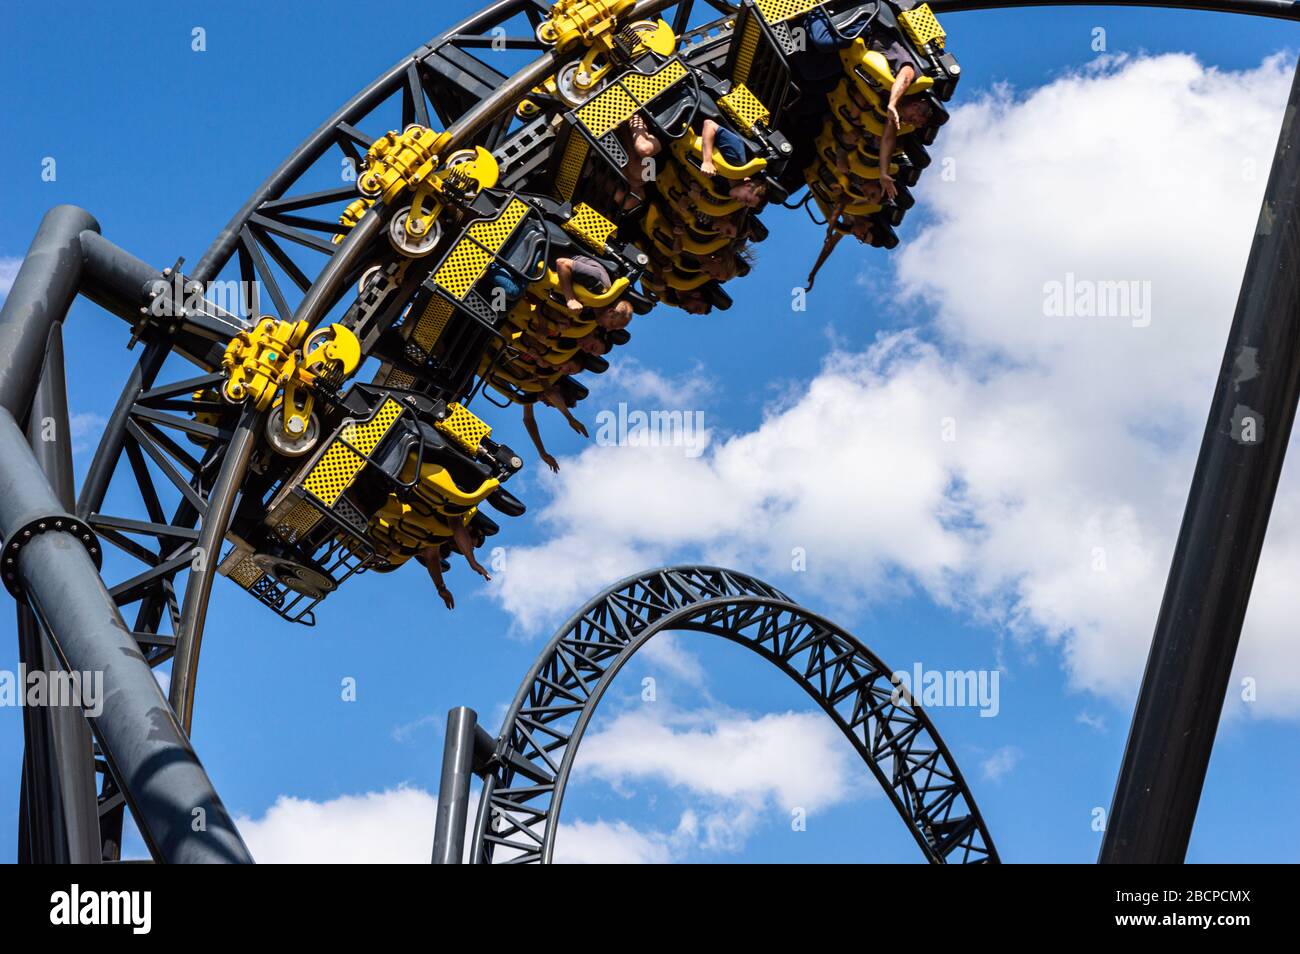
[3, 1, 1300, 863]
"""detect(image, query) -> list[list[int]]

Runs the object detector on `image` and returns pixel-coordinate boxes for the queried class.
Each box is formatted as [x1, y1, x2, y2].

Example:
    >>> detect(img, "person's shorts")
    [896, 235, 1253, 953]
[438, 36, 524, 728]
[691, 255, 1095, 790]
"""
[569, 255, 612, 292]
[486, 263, 523, 303]
[871, 38, 920, 78]
[713, 126, 748, 166]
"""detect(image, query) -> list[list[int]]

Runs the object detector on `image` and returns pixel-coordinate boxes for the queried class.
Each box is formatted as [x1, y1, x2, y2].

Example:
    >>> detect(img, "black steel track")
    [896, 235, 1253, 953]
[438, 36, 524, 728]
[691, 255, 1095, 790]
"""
[472, 566, 998, 864]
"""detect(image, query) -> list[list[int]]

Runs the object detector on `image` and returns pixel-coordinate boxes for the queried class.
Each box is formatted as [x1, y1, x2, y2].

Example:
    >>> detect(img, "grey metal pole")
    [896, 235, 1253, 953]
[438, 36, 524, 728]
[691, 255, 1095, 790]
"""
[432, 707, 479, 864]
[21, 323, 100, 863]
[16, 598, 60, 862]
[0, 206, 96, 414]
[0, 410, 253, 863]
[0, 206, 252, 863]
[1101, 56, 1300, 863]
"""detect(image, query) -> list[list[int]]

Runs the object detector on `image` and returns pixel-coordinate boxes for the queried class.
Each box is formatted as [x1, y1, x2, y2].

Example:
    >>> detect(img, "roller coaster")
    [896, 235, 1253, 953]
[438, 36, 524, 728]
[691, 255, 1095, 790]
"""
[5, 0, 1300, 864]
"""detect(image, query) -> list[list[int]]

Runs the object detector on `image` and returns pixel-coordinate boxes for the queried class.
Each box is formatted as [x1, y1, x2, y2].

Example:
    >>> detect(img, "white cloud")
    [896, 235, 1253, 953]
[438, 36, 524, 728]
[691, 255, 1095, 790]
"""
[551, 704, 870, 859]
[1076, 711, 1107, 732]
[69, 412, 107, 454]
[577, 706, 860, 825]
[236, 786, 437, 863]
[981, 746, 1022, 782]
[0, 257, 20, 298]
[234, 781, 692, 864]
[233, 702, 865, 863]
[489, 52, 1300, 718]
[589, 357, 714, 408]
[554, 818, 674, 864]
[637, 632, 708, 687]
[390, 713, 442, 742]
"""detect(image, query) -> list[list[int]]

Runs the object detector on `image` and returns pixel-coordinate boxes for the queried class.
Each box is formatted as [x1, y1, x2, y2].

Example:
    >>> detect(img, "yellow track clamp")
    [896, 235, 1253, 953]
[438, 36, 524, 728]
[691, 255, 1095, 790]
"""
[359, 126, 452, 204]
[221, 317, 308, 410]
[537, 0, 638, 53]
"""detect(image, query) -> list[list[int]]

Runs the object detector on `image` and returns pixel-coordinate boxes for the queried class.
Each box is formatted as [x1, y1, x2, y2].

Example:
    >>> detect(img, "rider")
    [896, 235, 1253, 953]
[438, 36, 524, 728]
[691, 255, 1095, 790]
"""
[699, 119, 769, 209]
[521, 381, 589, 473]
[416, 520, 490, 610]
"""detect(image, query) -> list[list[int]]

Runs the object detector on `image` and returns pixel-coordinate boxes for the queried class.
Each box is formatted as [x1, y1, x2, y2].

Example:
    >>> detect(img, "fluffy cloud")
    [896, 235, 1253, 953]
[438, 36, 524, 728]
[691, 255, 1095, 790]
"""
[981, 746, 1022, 782]
[579, 706, 859, 811]
[237, 786, 437, 863]
[553, 819, 674, 864]
[489, 52, 1300, 717]
[233, 782, 691, 864]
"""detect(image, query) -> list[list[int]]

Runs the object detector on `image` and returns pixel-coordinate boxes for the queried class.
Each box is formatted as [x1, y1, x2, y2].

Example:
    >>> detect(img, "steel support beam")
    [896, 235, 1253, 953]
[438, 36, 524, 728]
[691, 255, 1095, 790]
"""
[0, 206, 95, 415]
[1101, 56, 1300, 863]
[432, 707, 480, 864]
[0, 412, 252, 863]
[0, 206, 252, 863]
[16, 323, 100, 863]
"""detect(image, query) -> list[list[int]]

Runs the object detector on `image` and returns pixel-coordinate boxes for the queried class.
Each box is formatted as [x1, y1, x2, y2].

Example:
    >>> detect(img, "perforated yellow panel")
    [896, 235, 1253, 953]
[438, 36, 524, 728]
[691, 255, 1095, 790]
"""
[343, 398, 403, 454]
[436, 403, 492, 453]
[900, 4, 946, 49]
[731, 17, 761, 85]
[411, 296, 455, 351]
[555, 134, 589, 202]
[302, 399, 403, 506]
[433, 200, 529, 300]
[753, 0, 823, 25]
[720, 83, 771, 135]
[576, 84, 638, 138]
[621, 60, 687, 106]
[467, 198, 529, 252]
[563, 203, 618, 251]
[226, 555, 264, 588]
[302, 442, 365, 507]
[269, 495, 323, 540]
[433, 242, 492, 301]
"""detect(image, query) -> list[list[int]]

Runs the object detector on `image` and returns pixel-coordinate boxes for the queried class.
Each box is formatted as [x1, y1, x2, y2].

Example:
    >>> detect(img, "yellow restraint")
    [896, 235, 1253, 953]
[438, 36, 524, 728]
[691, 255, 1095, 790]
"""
[672, 134, 769, 181]
[659, 165, 742, 218]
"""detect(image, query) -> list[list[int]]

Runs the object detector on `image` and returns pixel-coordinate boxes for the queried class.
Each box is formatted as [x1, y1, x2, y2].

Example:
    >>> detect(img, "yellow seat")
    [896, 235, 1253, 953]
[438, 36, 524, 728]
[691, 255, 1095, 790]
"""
[815, 126, 898, 181]
[531, 268, 629, 308]
[658, 165, 742, 218]
[664, 268, 712, 292]
[805, 168, 881, 217]
[645, 203, 731, 257]
[827, 82, 889, 140]
[415, 463, 500, 509]
[839, 42, 931, 136]
[533, 298, 598, 337]
[484, 362, 555, 393]
[840, 40, 934, 96]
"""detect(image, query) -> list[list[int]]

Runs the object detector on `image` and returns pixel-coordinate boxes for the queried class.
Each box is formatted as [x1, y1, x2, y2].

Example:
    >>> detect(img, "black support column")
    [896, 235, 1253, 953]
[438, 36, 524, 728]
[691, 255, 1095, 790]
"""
[1101, 56, 1300, 863]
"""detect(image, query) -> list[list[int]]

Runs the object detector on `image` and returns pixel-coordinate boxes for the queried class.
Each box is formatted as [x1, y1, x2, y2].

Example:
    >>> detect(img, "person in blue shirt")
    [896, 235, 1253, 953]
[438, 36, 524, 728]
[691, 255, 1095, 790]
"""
[699, 119, 769, 209]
